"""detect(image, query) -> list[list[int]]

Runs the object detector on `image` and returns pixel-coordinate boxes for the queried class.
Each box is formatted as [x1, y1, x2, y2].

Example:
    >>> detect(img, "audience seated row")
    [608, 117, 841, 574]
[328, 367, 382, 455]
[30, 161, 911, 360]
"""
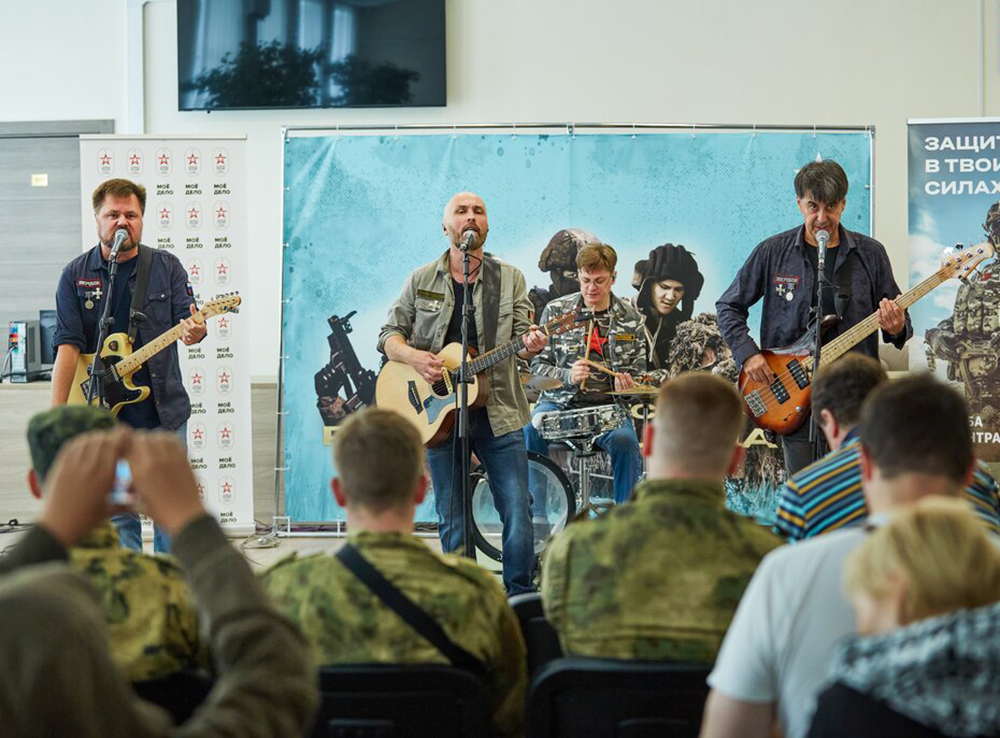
[5, 362, 1000, 737]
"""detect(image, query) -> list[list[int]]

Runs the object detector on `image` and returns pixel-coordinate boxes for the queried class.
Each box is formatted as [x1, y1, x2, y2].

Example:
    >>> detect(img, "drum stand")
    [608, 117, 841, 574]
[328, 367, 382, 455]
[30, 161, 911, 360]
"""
[564, 435, 613, 517]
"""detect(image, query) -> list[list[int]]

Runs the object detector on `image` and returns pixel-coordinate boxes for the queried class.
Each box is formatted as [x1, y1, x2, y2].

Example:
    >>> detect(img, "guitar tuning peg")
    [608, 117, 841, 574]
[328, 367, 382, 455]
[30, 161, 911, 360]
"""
[956, 243, 965, 250]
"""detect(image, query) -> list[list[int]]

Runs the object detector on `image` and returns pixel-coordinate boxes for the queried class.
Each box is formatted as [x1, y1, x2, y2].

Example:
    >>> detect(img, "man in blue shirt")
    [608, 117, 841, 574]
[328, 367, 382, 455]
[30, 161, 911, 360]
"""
[717, 160, 912, 474]
[51, 178, 206, 552]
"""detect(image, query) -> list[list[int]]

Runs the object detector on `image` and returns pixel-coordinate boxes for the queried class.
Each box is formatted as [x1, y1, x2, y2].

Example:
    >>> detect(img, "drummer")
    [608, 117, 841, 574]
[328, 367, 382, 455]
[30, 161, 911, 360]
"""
[524, 243, 647, 504]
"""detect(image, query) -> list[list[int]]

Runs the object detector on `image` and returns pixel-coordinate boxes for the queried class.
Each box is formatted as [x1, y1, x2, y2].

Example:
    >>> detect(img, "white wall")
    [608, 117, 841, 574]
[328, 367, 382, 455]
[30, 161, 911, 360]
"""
[3, 0, 995, 376]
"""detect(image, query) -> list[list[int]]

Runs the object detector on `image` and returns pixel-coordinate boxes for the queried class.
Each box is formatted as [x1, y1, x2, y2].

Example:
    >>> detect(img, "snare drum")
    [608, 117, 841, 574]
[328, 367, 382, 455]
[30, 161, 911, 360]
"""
[538, 404, 629, 441]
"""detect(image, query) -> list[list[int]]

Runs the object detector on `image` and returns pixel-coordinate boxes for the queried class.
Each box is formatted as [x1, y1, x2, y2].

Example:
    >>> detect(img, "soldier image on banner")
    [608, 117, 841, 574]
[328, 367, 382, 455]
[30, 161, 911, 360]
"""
[528, 229, 603, 321]
[925, 202, 1000, 461]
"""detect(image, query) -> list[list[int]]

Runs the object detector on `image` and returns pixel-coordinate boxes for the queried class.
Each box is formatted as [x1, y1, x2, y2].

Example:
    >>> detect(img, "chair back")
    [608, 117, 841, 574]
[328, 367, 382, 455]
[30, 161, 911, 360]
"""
[526, 658, 711, 738]
[313, 664, 492, 738]
[132, 669, 214, 724]
[508, 591, 563, 676]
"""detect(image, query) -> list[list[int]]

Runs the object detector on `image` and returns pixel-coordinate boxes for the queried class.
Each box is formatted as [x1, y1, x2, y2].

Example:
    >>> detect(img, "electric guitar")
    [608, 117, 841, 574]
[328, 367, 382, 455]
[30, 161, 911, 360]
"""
[740, 243, 995, 435]
[68, 293, 242, 415]
[376, 309, 581, 446]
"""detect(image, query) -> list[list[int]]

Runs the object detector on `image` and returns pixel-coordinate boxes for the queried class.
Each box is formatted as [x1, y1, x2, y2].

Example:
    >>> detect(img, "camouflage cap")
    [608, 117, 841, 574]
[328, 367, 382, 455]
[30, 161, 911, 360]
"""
[27, 405, 116, 480]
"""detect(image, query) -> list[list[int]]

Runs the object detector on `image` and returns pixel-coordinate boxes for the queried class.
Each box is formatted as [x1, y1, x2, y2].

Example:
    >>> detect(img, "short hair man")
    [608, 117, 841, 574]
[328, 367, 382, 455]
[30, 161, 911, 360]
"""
[541, 372, 781, 661]
[262, 408, 527, 738]
[776, 354, 999, 540]
[0, 427, 316, 736]
[52, 178, 207, 554]
[25, 405, 207, 683]
[526, 243, 646, 505]
[701, 374, 975, 738]
[717, 160, 912, 475]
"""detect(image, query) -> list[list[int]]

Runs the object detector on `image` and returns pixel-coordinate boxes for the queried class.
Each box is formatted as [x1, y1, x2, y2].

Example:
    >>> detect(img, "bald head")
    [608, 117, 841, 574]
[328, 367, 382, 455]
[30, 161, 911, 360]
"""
[443, 192, 489, 250]
[647, 372, 744, 480]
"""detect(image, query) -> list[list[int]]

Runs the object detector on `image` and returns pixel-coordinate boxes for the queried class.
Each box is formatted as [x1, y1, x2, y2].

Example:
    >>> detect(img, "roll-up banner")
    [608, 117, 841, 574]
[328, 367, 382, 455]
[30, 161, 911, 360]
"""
[80, 135, 255, 537]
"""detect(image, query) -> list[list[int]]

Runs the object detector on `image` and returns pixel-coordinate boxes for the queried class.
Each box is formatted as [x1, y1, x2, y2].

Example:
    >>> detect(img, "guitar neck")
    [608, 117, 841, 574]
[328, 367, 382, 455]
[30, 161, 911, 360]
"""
[813, 270, 945, 369]
[114, 322, 188, 376]
[466, 317, 563, 375]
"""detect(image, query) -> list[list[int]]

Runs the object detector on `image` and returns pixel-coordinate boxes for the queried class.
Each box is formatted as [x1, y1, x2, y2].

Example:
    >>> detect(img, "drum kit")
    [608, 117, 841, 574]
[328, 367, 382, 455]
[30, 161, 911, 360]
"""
[470, 365, 660, 563]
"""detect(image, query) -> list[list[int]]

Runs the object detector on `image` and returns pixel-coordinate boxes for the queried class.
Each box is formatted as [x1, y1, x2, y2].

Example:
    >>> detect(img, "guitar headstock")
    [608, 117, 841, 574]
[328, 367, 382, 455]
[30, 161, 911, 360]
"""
[545, 308, 583, 337]
[940, 242, 995, 281]
[200, 292, 242, 319]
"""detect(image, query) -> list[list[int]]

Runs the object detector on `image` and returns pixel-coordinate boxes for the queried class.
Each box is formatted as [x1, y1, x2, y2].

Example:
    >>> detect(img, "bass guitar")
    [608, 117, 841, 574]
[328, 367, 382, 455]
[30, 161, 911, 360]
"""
[68, 293, 241, 415]
[740, 243, 995, 434]
[376, 309, 581, 446]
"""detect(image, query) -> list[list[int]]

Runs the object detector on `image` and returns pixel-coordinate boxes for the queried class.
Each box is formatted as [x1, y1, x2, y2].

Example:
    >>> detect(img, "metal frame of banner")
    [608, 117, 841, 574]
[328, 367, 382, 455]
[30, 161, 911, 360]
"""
[273, 122, 876, 539]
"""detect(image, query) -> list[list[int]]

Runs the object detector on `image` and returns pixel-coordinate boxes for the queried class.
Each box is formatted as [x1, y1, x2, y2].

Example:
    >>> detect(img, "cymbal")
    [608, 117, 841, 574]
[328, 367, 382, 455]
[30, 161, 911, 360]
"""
[520, 372, 562, 391]
[609, 385, 660, 397]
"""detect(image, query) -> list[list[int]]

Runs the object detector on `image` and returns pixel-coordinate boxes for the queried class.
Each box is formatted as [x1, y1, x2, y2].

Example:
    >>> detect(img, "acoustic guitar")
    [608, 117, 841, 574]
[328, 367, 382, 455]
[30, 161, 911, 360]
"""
[740, 243, 995, 434]
[376, 309, 581, 446]
[68, 293, 241, 415]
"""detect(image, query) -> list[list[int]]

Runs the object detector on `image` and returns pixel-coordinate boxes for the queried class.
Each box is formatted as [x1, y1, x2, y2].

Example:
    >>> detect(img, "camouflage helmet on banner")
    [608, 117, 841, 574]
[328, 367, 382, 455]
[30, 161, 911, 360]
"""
[27, 405, 116, 480]
[538, 228, 601, 273]
[984, 201, 1000, 245]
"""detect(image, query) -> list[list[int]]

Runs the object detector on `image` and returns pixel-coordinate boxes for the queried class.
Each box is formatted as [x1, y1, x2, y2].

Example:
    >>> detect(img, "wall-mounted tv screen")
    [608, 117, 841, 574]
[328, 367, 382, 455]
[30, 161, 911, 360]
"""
[177, 0, 445, 111]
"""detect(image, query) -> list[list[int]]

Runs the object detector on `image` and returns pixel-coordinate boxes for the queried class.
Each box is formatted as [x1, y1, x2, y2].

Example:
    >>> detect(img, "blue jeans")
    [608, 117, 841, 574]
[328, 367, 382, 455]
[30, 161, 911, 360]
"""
[427, 408, 534, 595]
[525, 402, 642, 505]
[112, 421, 186, 554]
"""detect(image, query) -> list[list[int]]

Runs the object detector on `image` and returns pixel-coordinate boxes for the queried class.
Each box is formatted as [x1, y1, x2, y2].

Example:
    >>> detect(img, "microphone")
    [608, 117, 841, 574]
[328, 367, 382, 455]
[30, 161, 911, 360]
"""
[459, 229, 477, 252]
[108, 228, 129, 260]
[815, 229, 830, 271]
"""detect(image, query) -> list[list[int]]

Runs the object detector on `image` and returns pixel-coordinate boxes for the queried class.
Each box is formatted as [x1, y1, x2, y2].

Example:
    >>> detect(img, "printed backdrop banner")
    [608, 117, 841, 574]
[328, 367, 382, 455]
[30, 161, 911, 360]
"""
[282, 128, 873, 523]
[80, 135, 254, 536]
[908, 119, 1000, 474]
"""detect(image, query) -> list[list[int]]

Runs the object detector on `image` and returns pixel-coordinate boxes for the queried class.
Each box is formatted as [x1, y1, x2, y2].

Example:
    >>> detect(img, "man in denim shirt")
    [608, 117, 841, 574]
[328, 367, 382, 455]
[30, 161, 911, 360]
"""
[717, 161, 911, 474]
[51, 178, 206, 552]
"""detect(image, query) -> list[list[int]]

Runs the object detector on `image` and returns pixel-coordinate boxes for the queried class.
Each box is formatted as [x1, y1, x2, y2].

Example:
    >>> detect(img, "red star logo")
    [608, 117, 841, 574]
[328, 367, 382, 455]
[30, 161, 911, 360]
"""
[222, 481, 233, 494]
[216, 206, 227, 218]
[158, 153, 169, 165]
[187, 153, 198, 165]
[196, 482, 205, 495]
[188, 207, 199, 218]
[189, 263, 201, 277]
[219, 371, 231, 384]
[218, 317, 229, 329]
[159, 206, 169, 218]
[220, 427, 232, 439]
[215, 153, 226, 165]
[216, 262, 229, 276]
[129, 153, 140, 165]
[192, 373, 203, 386]
[587, 327, 608, 357]
[100, 153, 111, 165]
[193, 428, 204, 440]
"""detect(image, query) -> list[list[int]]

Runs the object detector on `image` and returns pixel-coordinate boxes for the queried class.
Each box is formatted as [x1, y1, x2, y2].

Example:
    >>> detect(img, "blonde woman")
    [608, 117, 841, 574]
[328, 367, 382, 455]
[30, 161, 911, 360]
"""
[808, 497, 1000, 738]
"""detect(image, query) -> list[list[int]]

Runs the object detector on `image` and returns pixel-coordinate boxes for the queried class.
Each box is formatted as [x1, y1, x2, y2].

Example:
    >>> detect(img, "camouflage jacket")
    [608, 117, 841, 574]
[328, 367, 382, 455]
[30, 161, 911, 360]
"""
[541, 478, 781, 662]
[530, 291, 648, 407]
[261, 531, 528, 738]
[69, 522, 207, 682]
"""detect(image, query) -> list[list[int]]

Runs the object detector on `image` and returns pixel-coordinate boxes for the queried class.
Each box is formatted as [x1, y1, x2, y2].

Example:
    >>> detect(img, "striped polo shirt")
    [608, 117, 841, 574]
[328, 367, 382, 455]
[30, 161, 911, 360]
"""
[777, 428, 1000, 541]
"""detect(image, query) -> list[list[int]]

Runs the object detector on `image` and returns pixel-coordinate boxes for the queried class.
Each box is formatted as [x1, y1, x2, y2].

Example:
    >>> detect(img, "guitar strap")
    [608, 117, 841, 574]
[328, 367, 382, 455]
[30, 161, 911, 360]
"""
[481, 256, 500, 352]
[833, 248, 856, 320]
[128, 244, 153, 344]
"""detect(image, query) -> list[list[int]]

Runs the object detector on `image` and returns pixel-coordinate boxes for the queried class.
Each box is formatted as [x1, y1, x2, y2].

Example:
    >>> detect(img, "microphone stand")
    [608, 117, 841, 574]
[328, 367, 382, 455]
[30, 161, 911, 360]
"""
[85, 239, 123, 407]
[809, 235, 833, 463]
[457, 236, 476, 559]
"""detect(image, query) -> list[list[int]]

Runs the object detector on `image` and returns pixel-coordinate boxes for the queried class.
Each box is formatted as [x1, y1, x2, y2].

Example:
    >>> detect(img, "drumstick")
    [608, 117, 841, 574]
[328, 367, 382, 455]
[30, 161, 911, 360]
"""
[580, 358, 656, 388]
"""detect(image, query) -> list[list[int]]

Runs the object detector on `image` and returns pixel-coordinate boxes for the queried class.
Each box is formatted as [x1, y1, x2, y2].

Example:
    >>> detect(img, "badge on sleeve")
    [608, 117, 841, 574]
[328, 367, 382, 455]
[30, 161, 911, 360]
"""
[186, 282, 195, 297]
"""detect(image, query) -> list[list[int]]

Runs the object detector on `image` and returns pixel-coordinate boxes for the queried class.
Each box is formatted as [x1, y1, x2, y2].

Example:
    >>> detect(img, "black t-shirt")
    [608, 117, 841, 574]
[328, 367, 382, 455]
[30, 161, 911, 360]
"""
[804, 244, 839, 317]
[569, 308, 613, 407]
[444, 279, 479, 349]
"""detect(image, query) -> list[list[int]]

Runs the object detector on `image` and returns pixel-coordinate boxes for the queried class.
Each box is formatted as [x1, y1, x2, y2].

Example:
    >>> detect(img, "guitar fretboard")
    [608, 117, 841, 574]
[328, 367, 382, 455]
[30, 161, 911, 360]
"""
[809, 246, 986, 371]
[463, 313, 573, 376]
